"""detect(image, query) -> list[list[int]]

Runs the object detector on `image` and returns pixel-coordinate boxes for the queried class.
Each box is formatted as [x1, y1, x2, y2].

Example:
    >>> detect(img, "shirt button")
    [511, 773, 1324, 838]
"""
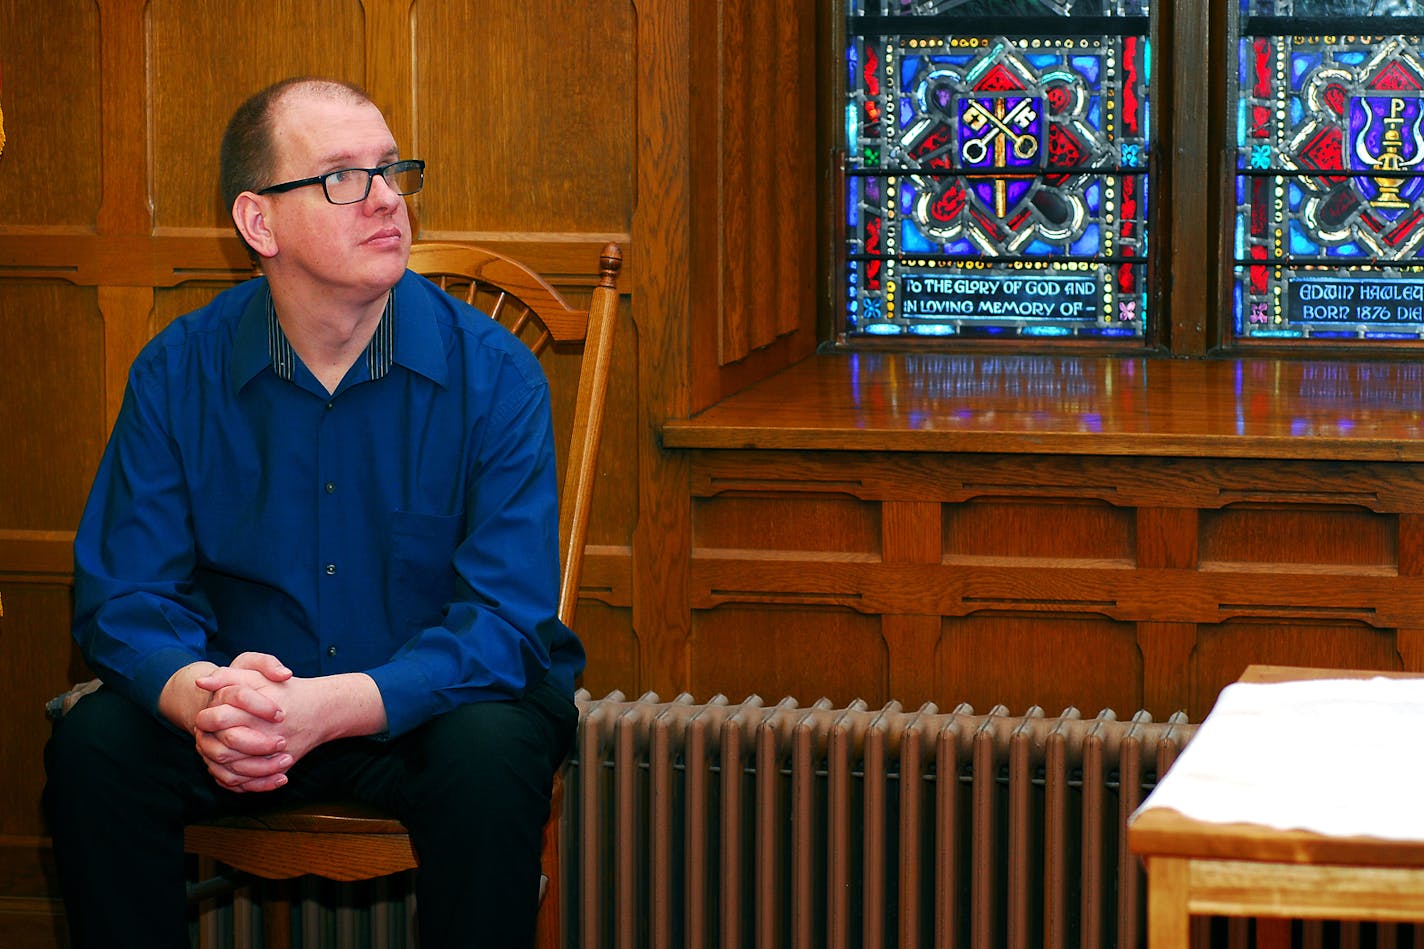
[325, 563, 337, 575]
[325, 481, 336, 494]
[327, 645, 338, 657]
[326, 401, 335, 411]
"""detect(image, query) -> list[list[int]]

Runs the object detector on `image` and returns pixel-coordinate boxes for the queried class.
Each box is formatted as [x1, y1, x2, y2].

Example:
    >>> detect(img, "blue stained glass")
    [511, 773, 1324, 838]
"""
[1072, 56, 1102, 84]
[1084, 181, 1101, 212]
[1338, 52, 1367, 66]
[1292, 54, 1321, 86]
[1072, 224, 1102, 256]
[847, 178, 860, 228]
[899, 180, 917, 213]
[901, 219, 935, 253]
[1289, 222, 1317, 254]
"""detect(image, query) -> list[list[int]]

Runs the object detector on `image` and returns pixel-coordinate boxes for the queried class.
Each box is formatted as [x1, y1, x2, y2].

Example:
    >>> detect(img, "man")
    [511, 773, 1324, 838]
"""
[43, 77, 582, 948]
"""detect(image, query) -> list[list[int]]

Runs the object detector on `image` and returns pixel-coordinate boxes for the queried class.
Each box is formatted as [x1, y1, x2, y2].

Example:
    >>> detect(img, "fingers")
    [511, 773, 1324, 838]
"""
[230, 651, 294, 682]
[194, 716, 287, 758]
[194, 681, 286, 724]
[195, 729, 294, 792]
[202, 755, 291, 793]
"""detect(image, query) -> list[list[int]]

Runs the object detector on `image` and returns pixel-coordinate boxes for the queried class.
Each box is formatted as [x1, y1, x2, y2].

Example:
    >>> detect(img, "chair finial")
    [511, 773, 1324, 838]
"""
[598, 243, 623, 289]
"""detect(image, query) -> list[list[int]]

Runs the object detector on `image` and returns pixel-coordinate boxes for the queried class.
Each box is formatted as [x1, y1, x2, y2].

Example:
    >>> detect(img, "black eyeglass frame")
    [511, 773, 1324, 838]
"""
[256, 159, 426, 205]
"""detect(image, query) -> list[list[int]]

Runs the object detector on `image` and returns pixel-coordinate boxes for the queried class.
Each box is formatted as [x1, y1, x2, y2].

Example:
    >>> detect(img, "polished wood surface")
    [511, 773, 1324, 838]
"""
[665, 353, 1424, 460]
[1131, 666, 1424, 948]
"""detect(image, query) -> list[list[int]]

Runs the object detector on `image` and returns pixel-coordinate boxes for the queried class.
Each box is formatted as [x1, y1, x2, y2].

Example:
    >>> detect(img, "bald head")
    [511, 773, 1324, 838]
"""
[219, 78, 374, 260]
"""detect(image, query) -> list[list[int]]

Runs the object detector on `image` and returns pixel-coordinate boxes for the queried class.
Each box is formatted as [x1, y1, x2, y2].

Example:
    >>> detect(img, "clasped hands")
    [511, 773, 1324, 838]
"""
[191, 652, 318, 794]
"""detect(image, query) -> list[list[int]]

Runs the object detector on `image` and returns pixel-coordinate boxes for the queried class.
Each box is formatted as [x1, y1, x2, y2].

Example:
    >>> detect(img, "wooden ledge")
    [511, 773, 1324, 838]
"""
[662, 353, 1424, 461]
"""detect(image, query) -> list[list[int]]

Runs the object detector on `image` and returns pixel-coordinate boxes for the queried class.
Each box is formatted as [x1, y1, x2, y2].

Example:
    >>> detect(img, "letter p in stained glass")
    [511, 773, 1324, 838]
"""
[1234, 2, 1424, 342]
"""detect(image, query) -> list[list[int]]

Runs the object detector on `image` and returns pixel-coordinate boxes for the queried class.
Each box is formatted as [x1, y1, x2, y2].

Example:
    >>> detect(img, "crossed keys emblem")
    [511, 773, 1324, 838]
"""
[960, 96, 1042, 165]
[957, 94, 1043, 219]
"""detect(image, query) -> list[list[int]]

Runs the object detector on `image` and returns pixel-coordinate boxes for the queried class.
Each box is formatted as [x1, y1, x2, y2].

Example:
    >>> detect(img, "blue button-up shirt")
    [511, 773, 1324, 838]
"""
[72, 271, 584, 737]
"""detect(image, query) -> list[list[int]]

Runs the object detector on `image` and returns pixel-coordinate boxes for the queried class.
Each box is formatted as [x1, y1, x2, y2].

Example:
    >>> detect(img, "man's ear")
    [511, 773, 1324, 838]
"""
[232, 193, 279, 260]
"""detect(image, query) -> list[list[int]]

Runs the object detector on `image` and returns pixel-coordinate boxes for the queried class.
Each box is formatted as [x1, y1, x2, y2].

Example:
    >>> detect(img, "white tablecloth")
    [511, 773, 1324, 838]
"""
[1133, 676, 1424, 841]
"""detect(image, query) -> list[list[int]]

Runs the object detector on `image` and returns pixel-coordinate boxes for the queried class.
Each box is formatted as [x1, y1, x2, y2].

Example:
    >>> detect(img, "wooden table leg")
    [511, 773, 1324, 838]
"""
[1147, 856, 1191, 949]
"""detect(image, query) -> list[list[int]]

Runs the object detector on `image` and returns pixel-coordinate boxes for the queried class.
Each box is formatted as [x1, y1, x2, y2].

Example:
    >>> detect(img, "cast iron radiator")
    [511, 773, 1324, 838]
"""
[560, 690, 1195, 949]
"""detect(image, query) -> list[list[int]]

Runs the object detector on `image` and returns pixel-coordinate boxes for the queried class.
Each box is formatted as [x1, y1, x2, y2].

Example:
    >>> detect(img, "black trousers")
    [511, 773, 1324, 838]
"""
[43, 677, 577, 949]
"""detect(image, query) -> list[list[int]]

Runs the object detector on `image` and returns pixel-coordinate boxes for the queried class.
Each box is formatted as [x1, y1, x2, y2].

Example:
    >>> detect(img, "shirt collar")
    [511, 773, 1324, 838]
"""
[232, 273, 448, 391]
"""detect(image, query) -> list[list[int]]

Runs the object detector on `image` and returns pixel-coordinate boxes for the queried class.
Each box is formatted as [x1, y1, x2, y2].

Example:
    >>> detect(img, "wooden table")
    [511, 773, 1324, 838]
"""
[1128, 665, 1424, 949]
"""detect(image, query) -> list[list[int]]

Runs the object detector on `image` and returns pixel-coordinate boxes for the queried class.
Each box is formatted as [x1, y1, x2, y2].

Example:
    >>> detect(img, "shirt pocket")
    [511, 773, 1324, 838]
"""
[388, 509, 465, 633]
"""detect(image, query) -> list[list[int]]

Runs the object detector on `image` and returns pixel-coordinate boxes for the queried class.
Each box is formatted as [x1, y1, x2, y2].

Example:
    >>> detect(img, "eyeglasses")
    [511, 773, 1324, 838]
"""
[257, 159, 425, 205]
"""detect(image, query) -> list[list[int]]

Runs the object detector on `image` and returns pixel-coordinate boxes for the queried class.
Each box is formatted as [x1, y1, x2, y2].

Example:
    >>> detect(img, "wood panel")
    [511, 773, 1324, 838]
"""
[688, 0, 819, 411]
[0, 0, 101, 226]
[148, 0, 367, 230]
[689, 605, 889, 708]
[412, 0, 635, 238]
[678, 446, 1424, 718]
[0, 284, 105, 529]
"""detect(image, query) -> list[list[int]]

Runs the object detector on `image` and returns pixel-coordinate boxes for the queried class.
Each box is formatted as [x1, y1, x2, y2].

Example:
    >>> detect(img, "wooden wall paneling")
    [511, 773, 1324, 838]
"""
[1138, 622, 1197, 716]
[361, 0, 415, 153]
[774, 1, 814, 342]
[944, 497, 1135, 561]
[148, 0, 366, 232]
[686, 448, 1424, 718]
[1137, 507, 1199, 570]
[1136, 508, 1200, 714]
[716, 0, 750, 364]
[689, 605, 888, 707]
[1188, 620, 1403, 721]
[1398, 513, 1424, 671]
[570, 600, 638, 700]
[1200, 504, 1396, 568]
[688, 0, 819, 411]
[0, 0, 101, 226]
[0, 285, 105, 529]
[97, 286, 154, 431]
[96, 0, 148, 235]
[632, 0, 693, 697]
[0, 580, 81, 949]
[935, 614, 1143, 716]
[883, 500, 941, 706]
[411, 0, 635, 239]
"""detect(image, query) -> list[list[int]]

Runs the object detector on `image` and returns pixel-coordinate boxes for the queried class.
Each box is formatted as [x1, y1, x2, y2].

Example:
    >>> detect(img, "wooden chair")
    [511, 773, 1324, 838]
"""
[181, 241, 623, 948]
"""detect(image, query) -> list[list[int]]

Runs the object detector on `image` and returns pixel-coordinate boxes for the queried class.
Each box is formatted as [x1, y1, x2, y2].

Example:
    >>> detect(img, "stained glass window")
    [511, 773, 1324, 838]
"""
[842, 0, 1152, 341]
[1235, 0, 1424, 342]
